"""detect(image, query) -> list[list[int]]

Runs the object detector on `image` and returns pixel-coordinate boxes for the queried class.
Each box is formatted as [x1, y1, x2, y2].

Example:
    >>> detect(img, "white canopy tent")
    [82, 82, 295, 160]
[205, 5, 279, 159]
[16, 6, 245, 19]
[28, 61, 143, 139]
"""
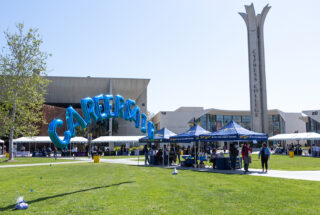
[269, 132, 320, 141]
[13, 136, 88, 144]
[13, 136, 88, 154]
[92, 136, 144, 143]
[0, 139, 4, 143]
[92, 136, 144, 149]
[269, 132, 320, 156]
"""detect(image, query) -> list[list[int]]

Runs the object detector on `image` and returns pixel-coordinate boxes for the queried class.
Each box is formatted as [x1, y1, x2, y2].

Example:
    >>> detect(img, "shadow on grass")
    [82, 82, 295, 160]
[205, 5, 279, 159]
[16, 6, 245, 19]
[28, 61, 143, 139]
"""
[0, 181, 135, 212]
[135, 164, 267, 176]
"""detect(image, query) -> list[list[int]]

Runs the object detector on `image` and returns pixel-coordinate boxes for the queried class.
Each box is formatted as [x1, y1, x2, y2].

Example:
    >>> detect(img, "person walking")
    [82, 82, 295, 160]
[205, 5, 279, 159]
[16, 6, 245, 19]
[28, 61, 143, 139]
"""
[241, 143, 252, 173]
[229, 144, 239, 170]
[143, 145, 150, 165]
[259, 143, 271, 173]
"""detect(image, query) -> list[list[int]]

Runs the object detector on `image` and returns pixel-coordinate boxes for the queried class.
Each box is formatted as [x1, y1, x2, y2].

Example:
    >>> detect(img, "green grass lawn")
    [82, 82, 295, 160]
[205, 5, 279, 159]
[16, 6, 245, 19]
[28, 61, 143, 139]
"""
[0, 163, 319, 215]
[0, 157, 78, 165]
[199, 154, 320, 171]
[248, 154, 320, 171]
[76, 155, 143, 159]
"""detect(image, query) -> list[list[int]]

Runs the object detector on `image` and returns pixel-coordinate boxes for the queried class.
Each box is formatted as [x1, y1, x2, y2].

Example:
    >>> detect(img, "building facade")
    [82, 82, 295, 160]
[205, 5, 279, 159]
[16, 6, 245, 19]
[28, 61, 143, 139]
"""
[41, 76, 150, 137]
[302, 110, 320, 144]
[152, 107, 306, 137]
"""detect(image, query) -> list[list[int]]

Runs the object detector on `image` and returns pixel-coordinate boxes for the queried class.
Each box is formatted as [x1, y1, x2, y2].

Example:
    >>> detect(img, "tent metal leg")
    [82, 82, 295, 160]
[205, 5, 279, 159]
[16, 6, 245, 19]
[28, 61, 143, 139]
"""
[162, 145, 164, 166]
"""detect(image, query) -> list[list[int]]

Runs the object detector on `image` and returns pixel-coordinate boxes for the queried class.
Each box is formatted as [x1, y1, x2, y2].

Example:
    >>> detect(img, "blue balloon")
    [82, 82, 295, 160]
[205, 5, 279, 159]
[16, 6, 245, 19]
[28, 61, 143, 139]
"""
[124, 99, 135, 121]
[140, 113, 147, 133]
[129, 106, 140, 128]
[66, 107, 87, 137]
[114, 95, 125, 118]
[103, 94, 115, 118]
[48, 119, 71, 149]
[81, 97, 98, 124]
[93, 94, 107, 121]
[148, 121, 154, 140]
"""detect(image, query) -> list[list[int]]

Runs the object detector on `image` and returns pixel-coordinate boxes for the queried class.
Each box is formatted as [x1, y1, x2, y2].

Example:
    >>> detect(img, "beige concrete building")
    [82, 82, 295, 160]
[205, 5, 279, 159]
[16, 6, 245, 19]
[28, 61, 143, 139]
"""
[152, 107, 306, 137]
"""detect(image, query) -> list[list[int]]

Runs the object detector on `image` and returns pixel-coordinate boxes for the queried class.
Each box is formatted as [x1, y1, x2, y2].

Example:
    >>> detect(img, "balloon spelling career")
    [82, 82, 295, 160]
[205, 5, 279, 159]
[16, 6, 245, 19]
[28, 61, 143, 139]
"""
[48, 94, 154, 149]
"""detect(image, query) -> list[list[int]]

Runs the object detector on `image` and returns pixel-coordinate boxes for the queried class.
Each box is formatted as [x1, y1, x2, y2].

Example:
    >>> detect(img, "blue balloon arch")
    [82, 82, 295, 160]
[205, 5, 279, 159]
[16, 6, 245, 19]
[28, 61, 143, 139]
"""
[48, 94, 154, 149]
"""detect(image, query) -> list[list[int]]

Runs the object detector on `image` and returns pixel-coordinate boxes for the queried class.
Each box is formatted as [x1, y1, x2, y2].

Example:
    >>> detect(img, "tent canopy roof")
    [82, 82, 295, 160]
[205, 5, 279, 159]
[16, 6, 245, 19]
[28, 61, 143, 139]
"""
[269, 132, 320, 141]
[92, 136, 144, 143]
[0, 139, 4, 143]
[139, 128, 176, 143]
[139, 128, 177, 143]
[13, 136, 88, 143]
[200, 120, 268, 141]
[169, 124, 210, 143]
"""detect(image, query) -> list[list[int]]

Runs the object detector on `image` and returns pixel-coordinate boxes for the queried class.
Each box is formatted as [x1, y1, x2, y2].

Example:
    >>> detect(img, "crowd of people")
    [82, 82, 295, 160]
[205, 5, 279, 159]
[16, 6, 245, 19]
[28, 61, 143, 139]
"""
[143, 144, 182, 166]
[142, 142, 272, 174]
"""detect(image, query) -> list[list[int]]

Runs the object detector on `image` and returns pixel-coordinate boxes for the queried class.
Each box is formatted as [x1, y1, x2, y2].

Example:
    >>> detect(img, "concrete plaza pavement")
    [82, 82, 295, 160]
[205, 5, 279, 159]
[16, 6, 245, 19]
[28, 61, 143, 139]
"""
[0, 160, 90, 168]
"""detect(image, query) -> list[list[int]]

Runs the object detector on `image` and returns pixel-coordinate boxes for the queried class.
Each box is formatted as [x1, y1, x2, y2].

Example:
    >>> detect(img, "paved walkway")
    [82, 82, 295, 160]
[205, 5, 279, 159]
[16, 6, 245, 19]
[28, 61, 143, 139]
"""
[97, 157, 320, 182]
[1, 157, 320, 182]
[0, 160, 90, 168]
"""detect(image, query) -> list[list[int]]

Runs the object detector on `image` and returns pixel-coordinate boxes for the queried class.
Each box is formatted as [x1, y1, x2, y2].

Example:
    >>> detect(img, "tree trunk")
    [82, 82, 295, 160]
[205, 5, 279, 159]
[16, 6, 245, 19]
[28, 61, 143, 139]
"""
[9, 100, 16, 161]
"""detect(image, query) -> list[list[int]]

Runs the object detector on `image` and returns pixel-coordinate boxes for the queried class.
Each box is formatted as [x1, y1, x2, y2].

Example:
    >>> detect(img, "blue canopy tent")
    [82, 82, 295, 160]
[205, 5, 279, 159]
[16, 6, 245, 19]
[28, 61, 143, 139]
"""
[139, 128, 176, 166]
[169, 124, 210, 167]
[199, 120, 267, 170]
[199, 120, 268, 142]
[139, 128, 176, 143]
[169, 124, 210, 143]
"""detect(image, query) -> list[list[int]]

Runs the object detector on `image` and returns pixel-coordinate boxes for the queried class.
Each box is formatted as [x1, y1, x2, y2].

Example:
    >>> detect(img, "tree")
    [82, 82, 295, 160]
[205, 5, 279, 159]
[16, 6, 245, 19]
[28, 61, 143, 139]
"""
[0, 23, 50, 160]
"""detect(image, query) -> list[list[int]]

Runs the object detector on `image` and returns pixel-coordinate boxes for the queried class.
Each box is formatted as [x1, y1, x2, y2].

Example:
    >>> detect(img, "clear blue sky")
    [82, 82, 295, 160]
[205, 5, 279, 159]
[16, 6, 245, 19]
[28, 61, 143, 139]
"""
[0, 0, 319, 114]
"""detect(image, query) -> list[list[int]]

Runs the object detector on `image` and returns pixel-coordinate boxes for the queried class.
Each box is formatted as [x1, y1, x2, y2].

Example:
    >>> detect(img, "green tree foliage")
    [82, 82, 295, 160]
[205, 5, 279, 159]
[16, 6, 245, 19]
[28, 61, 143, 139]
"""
[0, 23, 50, 160]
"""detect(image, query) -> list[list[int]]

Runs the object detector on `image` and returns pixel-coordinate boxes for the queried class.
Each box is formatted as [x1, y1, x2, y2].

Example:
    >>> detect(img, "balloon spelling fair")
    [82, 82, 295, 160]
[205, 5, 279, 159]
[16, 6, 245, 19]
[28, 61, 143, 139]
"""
[48, 94, 154, 149]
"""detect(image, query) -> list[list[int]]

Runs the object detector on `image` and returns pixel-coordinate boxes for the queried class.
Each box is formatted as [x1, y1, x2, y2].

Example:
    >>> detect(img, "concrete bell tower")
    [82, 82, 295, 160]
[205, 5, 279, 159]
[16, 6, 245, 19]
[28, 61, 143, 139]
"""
[239, 4, 271, 133]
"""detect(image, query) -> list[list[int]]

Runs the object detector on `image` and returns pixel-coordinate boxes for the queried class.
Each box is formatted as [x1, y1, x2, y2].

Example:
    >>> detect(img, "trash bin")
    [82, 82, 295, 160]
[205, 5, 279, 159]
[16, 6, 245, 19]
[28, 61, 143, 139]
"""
[94, 155, 100, 163]
[289, 150, 294, 158]
[5, 153, 9, 158]
[216, 157, 230, 170]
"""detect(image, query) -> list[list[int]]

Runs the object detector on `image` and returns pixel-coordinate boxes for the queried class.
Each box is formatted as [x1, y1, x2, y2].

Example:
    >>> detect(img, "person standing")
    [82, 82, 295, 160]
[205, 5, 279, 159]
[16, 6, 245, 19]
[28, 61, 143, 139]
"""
[312, 144, 316, 157]
[54, 147, 58, 160]
[242, 143, 252, 173]
[143, 145, 150, 165]
[223, 145, 227, 154]
[149, 146, 154, 165]
[72, 146, 78, 159]
[229, 144, 239, 170]
[210, 148, 217, 169]
[259, 143, 271, 173]
[176, 145, 181, 164]
[46, 146, 52, 158]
